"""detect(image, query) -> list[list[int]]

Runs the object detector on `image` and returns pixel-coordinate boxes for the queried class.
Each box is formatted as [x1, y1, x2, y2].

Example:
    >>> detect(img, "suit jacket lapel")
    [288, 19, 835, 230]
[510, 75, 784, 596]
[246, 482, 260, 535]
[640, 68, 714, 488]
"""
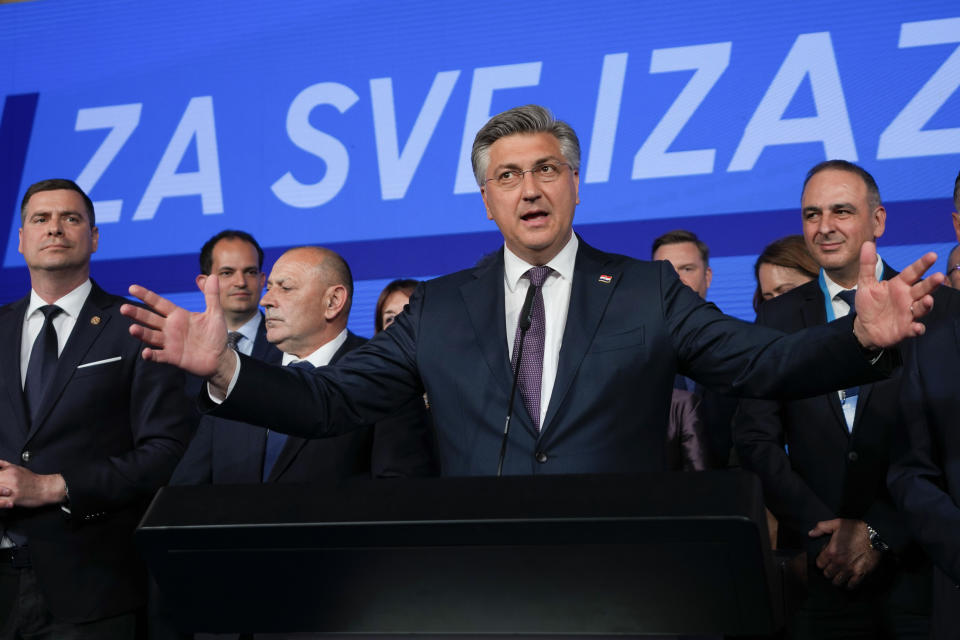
[798, 283, 848, 434]
[28, 284, 110, 440]
[268, 331, 362, 481]
[266, 432, 304, 482]
[541, 241, 619, 434]
[461, 251, 540, 436]
[461, 251, 514, 396]
[0, 296, 31, 436]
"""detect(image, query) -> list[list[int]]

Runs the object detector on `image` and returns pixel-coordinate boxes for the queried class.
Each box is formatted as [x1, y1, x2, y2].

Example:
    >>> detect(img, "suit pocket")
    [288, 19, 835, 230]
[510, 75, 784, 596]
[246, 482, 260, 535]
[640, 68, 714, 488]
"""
[589, 325, 645, 353]
[73, 356, 123, 379]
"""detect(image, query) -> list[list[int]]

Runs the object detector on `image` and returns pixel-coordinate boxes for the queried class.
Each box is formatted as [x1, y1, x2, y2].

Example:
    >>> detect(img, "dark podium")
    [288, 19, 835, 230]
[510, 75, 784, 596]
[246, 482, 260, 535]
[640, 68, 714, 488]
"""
[138, 471, 781, 636]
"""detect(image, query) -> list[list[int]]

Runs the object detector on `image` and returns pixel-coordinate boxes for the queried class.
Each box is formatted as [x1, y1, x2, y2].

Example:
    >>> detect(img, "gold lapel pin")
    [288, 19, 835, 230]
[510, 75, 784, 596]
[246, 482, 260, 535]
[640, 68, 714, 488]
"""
[90, 316, 101, 325]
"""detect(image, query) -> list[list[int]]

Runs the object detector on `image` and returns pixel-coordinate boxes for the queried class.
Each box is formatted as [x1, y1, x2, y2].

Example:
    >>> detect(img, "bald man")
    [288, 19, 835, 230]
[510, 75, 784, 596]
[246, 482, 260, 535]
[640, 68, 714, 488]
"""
[171, 246, 437, 486]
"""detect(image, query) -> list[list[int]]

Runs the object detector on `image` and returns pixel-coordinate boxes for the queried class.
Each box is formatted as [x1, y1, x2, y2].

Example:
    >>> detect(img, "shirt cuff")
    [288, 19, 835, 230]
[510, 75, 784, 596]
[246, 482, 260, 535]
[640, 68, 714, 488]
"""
[206, 350, 241, 404]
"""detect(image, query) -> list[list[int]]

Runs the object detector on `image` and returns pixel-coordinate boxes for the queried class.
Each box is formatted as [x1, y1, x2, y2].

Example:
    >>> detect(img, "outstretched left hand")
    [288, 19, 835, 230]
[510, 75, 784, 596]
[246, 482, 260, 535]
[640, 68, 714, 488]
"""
[852, 242, 942, 350]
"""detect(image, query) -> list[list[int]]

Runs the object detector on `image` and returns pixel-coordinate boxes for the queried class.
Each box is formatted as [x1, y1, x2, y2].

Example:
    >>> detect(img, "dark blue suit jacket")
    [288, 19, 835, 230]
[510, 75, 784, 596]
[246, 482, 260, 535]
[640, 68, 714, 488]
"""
[211, 239, 891, 477]
[174, 326, 436, 484]
[0, 282, 193, 622]
[888, 287, 960, 639]
[735, 266, 931, 612]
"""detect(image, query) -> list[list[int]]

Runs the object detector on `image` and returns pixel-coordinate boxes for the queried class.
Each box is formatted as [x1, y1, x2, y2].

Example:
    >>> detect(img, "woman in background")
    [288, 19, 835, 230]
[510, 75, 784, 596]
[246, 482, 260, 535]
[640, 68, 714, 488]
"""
[752, 235, 818, 312]
[749, 235, 818, 549]
[374, 278, 436, 421]
[375, 278, 419, 333]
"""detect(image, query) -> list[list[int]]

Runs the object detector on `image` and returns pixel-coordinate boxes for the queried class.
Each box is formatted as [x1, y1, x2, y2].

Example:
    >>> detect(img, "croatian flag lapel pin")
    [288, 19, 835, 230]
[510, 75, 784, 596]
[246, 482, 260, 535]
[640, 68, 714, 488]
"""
[598, 274, 613, 284]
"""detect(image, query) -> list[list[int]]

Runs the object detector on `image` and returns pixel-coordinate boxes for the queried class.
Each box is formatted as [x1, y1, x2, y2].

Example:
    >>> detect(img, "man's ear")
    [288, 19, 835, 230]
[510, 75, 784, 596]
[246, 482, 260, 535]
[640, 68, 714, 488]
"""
[871, 205, 887, 240]
[481, 186, 494, 221]
[196, 274, 208, 293]
[324, 284, 348, 320]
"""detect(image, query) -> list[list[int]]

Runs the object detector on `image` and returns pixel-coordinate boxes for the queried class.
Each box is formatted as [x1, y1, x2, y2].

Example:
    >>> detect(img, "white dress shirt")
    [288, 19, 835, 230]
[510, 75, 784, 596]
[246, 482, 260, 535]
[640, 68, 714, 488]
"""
[282, 329, 348, 368]
[822, 257, 883, 320]
[20, 280, 92, 388]
[503, 233, 578, 429]
[821, 257, 884, 431]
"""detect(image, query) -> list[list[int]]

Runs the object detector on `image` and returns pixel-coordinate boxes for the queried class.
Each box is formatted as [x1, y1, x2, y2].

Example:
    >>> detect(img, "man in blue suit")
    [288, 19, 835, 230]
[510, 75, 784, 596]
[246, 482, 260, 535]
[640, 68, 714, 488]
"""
[169, 230, 283, 484]
[0, 179, 193, 638]
[120, 105, 943, 479]
[888, 170, 960, 640]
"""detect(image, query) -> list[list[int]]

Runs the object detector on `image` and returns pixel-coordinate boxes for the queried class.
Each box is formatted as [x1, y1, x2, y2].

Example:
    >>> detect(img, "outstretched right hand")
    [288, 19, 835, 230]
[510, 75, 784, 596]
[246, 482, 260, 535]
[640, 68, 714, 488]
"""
[120, 275, 233, 383]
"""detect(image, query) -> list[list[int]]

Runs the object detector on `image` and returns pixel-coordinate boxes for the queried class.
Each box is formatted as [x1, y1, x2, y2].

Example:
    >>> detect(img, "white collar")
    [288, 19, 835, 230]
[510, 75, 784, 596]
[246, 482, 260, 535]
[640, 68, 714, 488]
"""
[27, 279, 92, 320]
[232, 312, 262, 345]
[503, 232, 578, 293]
[281, 328, 349, 368]
[822, 255, 884, 298]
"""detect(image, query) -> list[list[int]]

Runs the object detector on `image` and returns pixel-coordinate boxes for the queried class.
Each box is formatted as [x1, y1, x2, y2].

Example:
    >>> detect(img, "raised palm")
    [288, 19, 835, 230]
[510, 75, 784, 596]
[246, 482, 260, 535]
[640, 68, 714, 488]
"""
[120, 276, 228, 379]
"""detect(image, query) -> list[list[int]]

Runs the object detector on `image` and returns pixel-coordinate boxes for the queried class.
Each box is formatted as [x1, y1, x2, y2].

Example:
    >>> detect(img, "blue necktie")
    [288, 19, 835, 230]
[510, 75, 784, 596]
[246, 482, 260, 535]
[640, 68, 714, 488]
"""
[262, 360, 314, 481]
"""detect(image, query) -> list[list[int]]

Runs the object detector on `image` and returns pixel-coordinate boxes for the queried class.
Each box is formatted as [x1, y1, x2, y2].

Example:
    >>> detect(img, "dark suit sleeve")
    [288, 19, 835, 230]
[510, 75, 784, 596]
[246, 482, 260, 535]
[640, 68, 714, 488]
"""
[660, 263, 892, 400]
[60, 354, 193, 516]
[733, 301, 835, 540]
[888, 338, 960, 583]
[211, 284, 426, 439]
[371, 395, 439, 478]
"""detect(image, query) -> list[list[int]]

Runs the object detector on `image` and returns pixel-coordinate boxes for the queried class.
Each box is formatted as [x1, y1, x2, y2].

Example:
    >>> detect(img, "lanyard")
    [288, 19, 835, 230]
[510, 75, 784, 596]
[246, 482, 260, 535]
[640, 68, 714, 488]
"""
[817, 269, 837, 321]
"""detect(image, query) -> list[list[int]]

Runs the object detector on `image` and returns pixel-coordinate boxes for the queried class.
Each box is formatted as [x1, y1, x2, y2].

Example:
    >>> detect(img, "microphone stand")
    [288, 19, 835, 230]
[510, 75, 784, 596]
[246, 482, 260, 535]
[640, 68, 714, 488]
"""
[497, 282, 538, 477]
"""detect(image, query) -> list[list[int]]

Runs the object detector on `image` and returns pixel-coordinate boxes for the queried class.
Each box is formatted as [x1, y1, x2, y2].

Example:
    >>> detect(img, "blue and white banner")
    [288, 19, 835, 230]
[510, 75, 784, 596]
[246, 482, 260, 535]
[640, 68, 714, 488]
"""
[2, 0, 957, 330]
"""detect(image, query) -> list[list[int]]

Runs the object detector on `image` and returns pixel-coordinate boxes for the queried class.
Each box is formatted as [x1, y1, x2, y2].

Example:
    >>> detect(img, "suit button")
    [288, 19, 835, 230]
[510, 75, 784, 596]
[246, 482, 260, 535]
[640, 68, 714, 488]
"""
[847, 451, 859, 462]
[20, 451, 30, 463]
[535, 451, 548, 464]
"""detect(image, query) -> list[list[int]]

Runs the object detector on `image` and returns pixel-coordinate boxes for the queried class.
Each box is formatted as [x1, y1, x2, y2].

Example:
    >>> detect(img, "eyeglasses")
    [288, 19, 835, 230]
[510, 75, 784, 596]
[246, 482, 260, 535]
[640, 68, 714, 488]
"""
[949, 263, 960, 277]
[483, 162, 572, 190]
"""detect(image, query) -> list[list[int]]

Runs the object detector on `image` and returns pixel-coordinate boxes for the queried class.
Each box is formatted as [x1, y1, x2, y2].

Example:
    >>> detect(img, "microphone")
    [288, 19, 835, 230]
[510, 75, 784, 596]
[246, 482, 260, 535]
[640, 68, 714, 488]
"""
[517, 279, 537, 332]
[497, 282, 538, 476]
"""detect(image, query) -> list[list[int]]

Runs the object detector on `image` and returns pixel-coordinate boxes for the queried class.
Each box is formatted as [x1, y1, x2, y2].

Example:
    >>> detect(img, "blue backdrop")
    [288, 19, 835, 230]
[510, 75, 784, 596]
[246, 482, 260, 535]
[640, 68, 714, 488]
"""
[2, 1, 958, 334]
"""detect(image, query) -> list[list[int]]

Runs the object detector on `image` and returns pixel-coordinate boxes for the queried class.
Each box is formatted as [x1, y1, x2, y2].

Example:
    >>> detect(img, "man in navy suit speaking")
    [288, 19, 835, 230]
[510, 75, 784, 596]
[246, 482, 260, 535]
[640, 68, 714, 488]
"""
[120, 105, 943, 478]
[0, 179, 193, 638]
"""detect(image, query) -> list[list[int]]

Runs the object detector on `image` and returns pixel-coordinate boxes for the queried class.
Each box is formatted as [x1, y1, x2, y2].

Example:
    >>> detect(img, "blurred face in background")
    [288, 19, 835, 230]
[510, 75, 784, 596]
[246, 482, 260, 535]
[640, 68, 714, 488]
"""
[757, 263, 815, 302]
[653, 241, 712, 299]
[197, 237, 264, 327]
[380, 290, 410, 331]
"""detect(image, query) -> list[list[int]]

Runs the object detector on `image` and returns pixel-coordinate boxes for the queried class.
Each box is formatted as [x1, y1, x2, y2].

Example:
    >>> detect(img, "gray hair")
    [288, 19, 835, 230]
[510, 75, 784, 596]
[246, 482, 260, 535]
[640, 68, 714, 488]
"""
[471, 105, 580, 186]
